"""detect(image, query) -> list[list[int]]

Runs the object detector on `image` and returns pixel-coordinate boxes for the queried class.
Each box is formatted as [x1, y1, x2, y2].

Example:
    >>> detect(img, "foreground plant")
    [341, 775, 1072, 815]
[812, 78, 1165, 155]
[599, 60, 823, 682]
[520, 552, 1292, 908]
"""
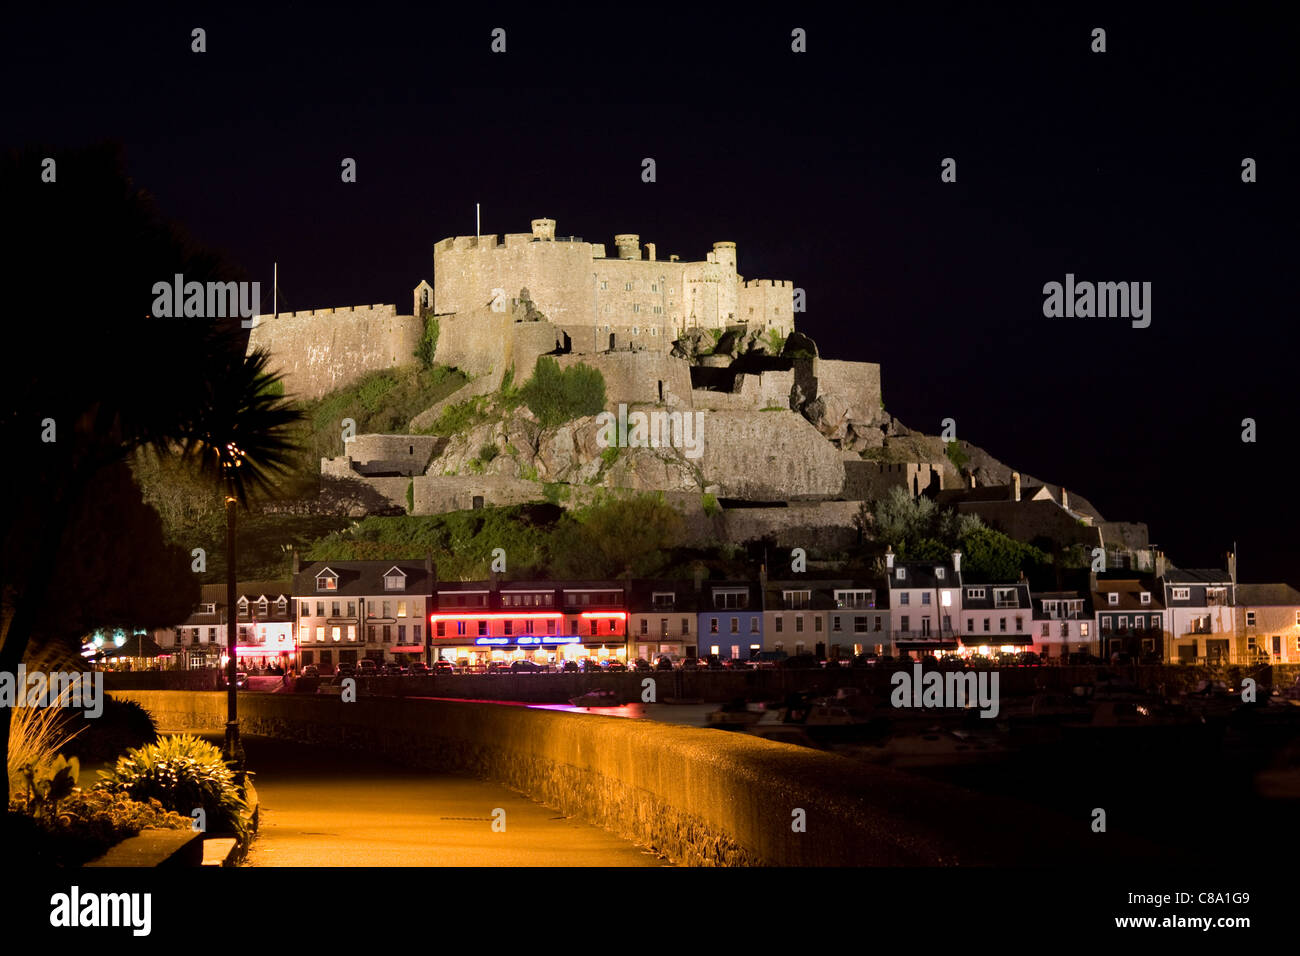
[7, 702, 84, 801]
[96, 734, 250, 839]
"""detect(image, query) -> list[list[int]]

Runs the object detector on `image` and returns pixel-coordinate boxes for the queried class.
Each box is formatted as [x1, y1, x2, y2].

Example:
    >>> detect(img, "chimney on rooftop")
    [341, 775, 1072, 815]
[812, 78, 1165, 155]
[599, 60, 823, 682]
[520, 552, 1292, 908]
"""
[693, 563, 705, 591]
[1154, 549, 1168, 579]
[1060, 487, 1069, 510]
[885, 546, 895, 570]
[968, 472, 976, 489]
[292, 549, 300, 575]
[645, 242, 656, 261]
[952, 551, 962, 573]
[1011, 472, 1021, 502]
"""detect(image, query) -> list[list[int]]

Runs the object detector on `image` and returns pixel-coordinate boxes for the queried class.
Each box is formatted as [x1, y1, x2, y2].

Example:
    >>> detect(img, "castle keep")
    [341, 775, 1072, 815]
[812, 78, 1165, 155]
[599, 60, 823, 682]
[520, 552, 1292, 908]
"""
[249, 218, 805, 402]
[431, 218, 794, 344]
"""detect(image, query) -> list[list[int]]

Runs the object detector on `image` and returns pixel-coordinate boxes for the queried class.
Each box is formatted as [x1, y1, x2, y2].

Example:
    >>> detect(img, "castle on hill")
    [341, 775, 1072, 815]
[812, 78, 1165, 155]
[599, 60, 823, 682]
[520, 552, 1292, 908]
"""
[244, 216, 1149, 569]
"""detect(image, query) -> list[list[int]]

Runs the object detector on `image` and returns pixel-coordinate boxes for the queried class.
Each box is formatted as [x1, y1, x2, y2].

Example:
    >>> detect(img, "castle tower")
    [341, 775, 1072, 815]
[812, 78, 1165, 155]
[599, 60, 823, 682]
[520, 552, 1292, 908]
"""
[614, 234, 641, 260]
[531, 218, 556, 240]
[713, 241, 738, 323]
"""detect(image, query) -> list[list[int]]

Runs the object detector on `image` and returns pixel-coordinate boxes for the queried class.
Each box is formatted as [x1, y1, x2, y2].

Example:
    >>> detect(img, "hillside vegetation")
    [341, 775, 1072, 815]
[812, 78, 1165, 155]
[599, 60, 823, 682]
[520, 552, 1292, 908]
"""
[305, 494, 687, 580]
[292, 364, 468, 475]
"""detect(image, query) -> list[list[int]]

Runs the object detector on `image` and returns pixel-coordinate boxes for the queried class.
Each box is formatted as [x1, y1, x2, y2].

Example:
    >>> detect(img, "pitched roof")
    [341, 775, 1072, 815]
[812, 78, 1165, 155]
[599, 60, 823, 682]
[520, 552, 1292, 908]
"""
[1162, 568, 1231, 585]
[1236, 583, 1300, 607]
[1093, 578, 1164, 611]
[887, 561, 961, 590]
[295, 560, 433, 597]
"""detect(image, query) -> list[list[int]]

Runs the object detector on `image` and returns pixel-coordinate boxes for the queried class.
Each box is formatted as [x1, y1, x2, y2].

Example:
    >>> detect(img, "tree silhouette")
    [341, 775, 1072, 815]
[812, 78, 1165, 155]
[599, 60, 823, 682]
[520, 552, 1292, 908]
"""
[174, 348, 302, 761]
[0, 142, 258, 769]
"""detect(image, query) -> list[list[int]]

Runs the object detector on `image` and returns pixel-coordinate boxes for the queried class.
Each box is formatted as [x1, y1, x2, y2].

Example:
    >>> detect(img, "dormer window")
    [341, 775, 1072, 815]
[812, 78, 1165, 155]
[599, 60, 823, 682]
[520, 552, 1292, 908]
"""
[1108, 593, 1119, 606]
[317, 569, 339, 591]
[383, 567, 407, 591]
[1140, 592, 1151, 605]
[936, 568, 945, 580]
[237, 597, 250, 618]
[257, 597, 268, 615]
[895, 569, 905, 580]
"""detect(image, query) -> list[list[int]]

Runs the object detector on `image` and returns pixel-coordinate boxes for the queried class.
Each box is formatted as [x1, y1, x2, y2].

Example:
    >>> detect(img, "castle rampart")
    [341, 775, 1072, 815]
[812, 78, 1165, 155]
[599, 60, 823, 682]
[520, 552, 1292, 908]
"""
[247, 304, 421, 402]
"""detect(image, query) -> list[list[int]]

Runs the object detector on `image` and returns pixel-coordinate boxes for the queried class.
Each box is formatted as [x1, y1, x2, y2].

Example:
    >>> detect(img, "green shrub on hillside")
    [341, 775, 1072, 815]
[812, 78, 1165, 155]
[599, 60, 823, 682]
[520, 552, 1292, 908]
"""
[519, 357, 606, 428]
[414, 316, 440, 369]
[432, 395, 490, 435]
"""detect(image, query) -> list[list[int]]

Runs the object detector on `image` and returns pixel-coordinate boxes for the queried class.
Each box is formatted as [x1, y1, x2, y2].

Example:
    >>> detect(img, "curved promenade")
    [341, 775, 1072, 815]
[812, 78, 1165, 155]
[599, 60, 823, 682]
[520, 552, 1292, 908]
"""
[111, 691, 1156, 866]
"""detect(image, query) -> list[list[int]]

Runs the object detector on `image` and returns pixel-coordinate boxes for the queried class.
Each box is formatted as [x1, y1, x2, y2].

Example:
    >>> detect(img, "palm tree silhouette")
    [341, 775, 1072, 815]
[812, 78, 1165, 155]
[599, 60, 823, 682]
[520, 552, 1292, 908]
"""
[177, 347, 303, 765]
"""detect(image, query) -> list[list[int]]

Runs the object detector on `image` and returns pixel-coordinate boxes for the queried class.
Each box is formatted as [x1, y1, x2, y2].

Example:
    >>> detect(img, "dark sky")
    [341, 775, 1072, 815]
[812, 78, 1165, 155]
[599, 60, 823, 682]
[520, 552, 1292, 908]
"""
[4, 6, 1296, 583]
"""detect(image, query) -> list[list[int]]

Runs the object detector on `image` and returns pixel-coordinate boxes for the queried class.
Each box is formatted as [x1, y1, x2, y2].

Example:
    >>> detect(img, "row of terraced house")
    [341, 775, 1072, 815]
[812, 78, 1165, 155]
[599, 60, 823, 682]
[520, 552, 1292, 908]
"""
[146, 548, 1300, 671]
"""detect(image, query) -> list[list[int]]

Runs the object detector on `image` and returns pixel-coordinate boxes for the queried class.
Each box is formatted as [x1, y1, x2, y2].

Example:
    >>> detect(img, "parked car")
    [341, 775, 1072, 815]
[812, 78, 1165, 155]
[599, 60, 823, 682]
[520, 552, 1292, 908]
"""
[408, 661, 430, 676]
[779, 653, 820, 670]
[721, 657, 749, 670]
[630, 658, 653, 672]
[851, 654, 878, 668]
[510, 660, 542, 673]
[335, 662, 356, 679]
[221, 672, 249, 689]
[601, 659, 628, 671]
[383, 662, 409, 676]
[358, 659, 379, 675]
[300, 664, 319, 678]
[578, 658, 603, 673]
[557, 660, 579, 673]
[680, 657, 700, 670]
[654, 656, 675, 671]
[432, 660, 456, 674]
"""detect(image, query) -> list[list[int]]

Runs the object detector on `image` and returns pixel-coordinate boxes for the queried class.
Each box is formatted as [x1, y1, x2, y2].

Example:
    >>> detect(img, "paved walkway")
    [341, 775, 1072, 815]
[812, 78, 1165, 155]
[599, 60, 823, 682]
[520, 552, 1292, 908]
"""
[237, 735, 670, 867]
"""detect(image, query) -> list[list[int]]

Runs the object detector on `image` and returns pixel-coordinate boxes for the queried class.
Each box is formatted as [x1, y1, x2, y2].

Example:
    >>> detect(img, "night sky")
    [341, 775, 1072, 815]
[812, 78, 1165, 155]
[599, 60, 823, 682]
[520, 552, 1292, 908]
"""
[4, 6, 1296, 582]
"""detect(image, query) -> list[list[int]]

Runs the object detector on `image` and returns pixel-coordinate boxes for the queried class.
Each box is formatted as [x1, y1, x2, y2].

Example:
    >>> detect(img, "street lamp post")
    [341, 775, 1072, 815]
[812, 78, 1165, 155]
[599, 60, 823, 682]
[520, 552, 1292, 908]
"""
[222, 443, 245, 774]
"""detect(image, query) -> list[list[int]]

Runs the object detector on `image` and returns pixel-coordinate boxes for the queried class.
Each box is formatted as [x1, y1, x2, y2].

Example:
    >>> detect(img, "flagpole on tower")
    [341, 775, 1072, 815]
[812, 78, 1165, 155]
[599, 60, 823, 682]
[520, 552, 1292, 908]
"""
[273, 262, 278, 320]
[476, 203, 480, 239]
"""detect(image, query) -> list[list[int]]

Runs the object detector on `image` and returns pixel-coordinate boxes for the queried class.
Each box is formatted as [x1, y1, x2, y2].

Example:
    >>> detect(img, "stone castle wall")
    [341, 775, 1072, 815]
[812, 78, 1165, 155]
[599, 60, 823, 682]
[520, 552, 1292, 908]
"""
[812, 358, 884, 426]
[843, 460, 944, 500]
[738, 279, 795, 337]
[553, 351, 694, 408]
[718, 501, 863, 550]
[698, 410, 845, 499]
[247, 305, 421, 402]
[433, 304, 566, 379]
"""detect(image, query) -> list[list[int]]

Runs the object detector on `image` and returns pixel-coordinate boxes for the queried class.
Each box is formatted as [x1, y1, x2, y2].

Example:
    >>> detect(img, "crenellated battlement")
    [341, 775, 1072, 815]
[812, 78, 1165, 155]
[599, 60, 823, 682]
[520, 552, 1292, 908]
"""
[742, 279, 793, 289]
